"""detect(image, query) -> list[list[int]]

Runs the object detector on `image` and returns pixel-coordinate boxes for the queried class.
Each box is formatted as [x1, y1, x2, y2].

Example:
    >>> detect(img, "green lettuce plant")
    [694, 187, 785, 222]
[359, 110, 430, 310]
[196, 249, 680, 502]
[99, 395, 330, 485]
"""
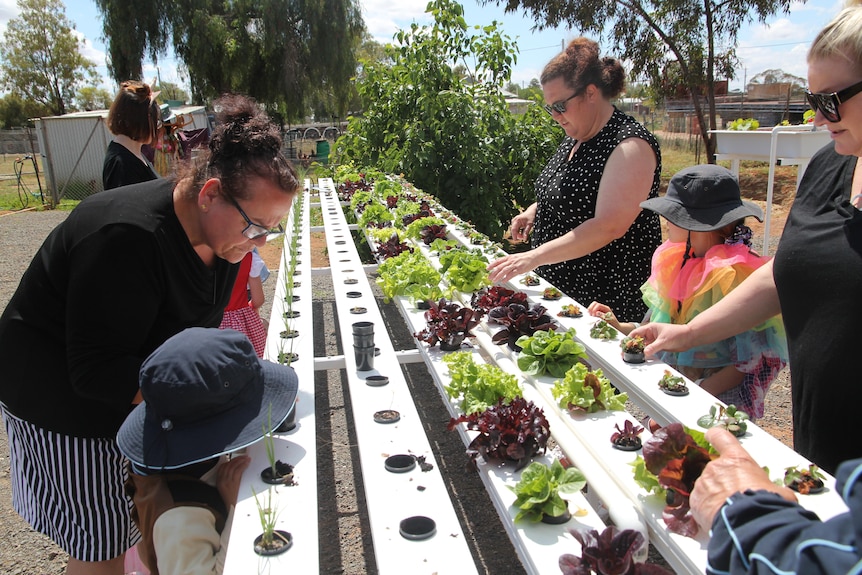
[509, 459, 586, 522]
[442, 351, 522, 414]
[515, 328, 587, 378]
[551, 363, 628, 413]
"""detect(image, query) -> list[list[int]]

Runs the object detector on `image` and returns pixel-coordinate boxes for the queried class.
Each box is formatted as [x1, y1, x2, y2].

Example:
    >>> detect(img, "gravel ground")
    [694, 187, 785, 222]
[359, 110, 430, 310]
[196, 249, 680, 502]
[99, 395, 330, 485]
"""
[0, 208, 793, 575]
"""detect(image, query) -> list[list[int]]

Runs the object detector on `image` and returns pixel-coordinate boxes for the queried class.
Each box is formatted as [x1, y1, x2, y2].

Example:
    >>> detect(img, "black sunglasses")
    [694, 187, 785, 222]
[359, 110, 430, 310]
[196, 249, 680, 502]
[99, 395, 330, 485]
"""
[222, 190, 284, 240]
[543, 92, 580, 116]
[805, 78, 862, 123]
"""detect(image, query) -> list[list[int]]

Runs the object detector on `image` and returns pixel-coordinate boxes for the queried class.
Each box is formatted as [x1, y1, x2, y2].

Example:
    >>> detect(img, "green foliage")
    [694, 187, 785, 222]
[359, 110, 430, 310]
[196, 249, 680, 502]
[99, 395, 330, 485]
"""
[75, 87, 113, 111]
[508, 459, 586, 522]
[405, 216, 446, 240]
[0, 0, 99, 116]
[551, 363, 628, 413]
[0, 93, 49, 129]
[697, 403, 750, 436]
[516, 328, 587, 378]
[492, 0, 794, 159]
[727, 118, 760, 131]
[439, 249, 491, 294]
[94, 0, 364, 118]
[442, 351, 523, 414]
[375, 250, 441, 302]
[332, 0, 559, 239]
[357, 203, 394, 228]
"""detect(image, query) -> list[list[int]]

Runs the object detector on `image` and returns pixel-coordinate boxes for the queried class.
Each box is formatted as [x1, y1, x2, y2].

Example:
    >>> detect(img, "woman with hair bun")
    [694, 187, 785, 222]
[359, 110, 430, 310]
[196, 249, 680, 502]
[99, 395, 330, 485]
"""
[0, 93, 298, 575]
[103, 80, 161, 190]
[488, 37, 662, 321]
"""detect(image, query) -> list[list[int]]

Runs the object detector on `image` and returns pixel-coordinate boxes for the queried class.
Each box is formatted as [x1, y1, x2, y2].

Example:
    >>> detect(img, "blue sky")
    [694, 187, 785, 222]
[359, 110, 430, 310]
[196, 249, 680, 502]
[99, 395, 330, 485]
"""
[0, 0, 845, 95]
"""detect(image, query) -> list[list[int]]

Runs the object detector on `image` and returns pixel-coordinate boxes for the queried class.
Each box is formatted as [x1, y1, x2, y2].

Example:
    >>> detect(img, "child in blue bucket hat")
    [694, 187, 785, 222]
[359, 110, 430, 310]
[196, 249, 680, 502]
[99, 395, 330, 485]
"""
[117, 327, 298, 575]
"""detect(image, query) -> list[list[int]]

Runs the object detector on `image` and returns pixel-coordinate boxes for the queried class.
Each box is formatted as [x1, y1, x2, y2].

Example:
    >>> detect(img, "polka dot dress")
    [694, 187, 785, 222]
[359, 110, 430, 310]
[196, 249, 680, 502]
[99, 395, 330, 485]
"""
[532, 108, 662, 321]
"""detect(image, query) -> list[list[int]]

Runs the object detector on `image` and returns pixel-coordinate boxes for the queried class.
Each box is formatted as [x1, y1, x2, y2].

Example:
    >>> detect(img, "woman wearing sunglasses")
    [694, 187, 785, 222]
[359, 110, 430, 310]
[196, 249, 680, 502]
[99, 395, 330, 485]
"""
[488, 37, 662, 322]
[0, 94, 297, 575]
[632, 2, 862, 475]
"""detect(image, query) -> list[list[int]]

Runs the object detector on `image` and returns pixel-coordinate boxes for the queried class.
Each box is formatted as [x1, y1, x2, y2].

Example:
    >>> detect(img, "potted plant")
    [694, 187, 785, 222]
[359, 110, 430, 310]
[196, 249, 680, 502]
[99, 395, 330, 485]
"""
[509, 459, 586, 524]
[520, 274, 540, 287]
[557, 304, 583, 318]
[632, 423, 717, 537]
[560, 526, 673, 575]
[442, 351, 522, 414]
[471, 286, 527, 313]
[552, 363, 628, 414]
[414, 298, 483, 351]
[657, 370, 688, 396]
[620, 336, 646, 364]
[251, 486, 292, 556]
[260, 408, 295, 484]
[697, 403, 750, 437]
[589, 314, 618, 340]
[610, 420, 644, 451]
[439, 249, 490, 294]
[447, 396, 550, 470]
[374, 233, 413, 261]
[488, 302, 557, 351]
[515, 328, 588, 378]
[419, 223, 449, 245]
[783, 464, 826, 494]
[542, 286, 563, 300]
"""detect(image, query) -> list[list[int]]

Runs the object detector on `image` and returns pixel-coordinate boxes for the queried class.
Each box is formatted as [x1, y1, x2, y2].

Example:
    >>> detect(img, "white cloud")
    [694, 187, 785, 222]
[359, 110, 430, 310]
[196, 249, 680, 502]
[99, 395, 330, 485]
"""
[360, 0, 430, 43]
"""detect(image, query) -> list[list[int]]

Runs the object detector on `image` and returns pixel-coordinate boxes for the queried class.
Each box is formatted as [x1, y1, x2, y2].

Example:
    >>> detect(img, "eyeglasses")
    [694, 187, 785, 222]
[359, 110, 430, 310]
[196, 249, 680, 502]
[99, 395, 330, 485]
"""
[805, 78, 862, 123]
[543, 92, 580, 116]
[222, 190, 284, 240]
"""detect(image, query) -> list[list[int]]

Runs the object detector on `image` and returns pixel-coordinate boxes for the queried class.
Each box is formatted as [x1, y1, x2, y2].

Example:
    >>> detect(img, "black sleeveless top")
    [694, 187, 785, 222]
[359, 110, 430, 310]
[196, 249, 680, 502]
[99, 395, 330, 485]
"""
[532, 108, 662, 321]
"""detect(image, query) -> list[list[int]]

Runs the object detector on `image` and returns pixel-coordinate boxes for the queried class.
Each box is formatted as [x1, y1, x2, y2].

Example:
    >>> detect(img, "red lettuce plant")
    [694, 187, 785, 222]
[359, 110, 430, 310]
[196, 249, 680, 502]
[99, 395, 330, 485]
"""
[375, 234, 413, 261]
[337, 177, 372, 201]
[642, 423, 716, 537]
[385, 195, 399, 209]
[447, 396, 550, 470]
[471, 286, 528, 313]
[414, 298, 484, 351]
[419, 224, 449, 245]
[560, 527, 673, 575]
[489, 302, 557, 351]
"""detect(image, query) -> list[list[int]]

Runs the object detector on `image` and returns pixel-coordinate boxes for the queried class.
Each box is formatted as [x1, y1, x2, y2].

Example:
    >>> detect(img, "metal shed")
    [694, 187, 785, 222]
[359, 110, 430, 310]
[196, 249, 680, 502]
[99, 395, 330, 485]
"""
[35, 105, 209, 203]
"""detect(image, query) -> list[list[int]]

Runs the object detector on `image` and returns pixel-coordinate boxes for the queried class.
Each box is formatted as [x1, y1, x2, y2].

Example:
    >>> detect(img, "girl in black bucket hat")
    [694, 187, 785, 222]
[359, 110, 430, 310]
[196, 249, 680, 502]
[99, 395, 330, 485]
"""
[589, 164, 787, 420]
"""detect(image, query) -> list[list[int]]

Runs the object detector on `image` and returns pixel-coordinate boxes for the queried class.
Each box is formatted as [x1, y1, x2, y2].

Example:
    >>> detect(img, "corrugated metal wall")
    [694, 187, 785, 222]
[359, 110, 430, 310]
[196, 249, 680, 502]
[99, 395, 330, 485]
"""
[36, 111, 110, 202]
[35, 106, 211, 203]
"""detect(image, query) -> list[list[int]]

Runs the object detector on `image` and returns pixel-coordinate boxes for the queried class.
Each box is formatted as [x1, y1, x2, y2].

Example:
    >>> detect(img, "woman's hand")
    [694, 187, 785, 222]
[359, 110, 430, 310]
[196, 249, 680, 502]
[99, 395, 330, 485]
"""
[217, 454, 251, 507]
[690, 428, 797, 532]
[487, 251, 538, 284]
[508, 204, 537, 243]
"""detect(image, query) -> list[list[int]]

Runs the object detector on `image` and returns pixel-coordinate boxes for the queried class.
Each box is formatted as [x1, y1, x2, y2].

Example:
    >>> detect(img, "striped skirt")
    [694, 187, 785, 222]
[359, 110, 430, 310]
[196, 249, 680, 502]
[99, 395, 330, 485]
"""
[1, 404, 140, 561]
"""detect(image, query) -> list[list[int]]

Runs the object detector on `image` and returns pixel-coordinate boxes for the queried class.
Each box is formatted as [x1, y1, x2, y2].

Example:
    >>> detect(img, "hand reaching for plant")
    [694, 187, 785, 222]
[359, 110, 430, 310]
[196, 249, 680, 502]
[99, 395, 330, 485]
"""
[690, 428, 797, 532]
[217, 454, 251, 507]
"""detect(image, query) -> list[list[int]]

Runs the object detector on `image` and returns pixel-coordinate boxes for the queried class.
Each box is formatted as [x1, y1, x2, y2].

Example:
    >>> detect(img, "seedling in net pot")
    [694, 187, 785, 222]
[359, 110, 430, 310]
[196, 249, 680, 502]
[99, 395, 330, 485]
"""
[697, 403, 749, 437]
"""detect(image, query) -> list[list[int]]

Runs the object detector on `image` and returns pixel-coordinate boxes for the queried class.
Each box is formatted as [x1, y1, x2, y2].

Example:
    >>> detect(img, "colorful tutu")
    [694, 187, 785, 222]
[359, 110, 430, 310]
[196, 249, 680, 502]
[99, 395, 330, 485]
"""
[641, 241, 788, 418]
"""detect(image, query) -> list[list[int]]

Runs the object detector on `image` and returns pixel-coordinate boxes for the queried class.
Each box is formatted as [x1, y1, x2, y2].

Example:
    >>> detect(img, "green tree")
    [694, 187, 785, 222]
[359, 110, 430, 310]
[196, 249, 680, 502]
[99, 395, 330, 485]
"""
[486, 0, 796, 160]
[0, 93, 50, 128]
[334, 0, 560, 238]
[94, 0, 365, 120]
[76, 86, 113, 110]
[0, 0, 99, 116]
[154, 81, 190, 104]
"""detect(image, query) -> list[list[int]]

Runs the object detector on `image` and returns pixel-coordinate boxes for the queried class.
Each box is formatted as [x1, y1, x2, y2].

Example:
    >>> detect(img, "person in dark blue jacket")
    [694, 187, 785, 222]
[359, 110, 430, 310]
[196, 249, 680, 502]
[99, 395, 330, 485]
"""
[691, 427, 860, 574]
